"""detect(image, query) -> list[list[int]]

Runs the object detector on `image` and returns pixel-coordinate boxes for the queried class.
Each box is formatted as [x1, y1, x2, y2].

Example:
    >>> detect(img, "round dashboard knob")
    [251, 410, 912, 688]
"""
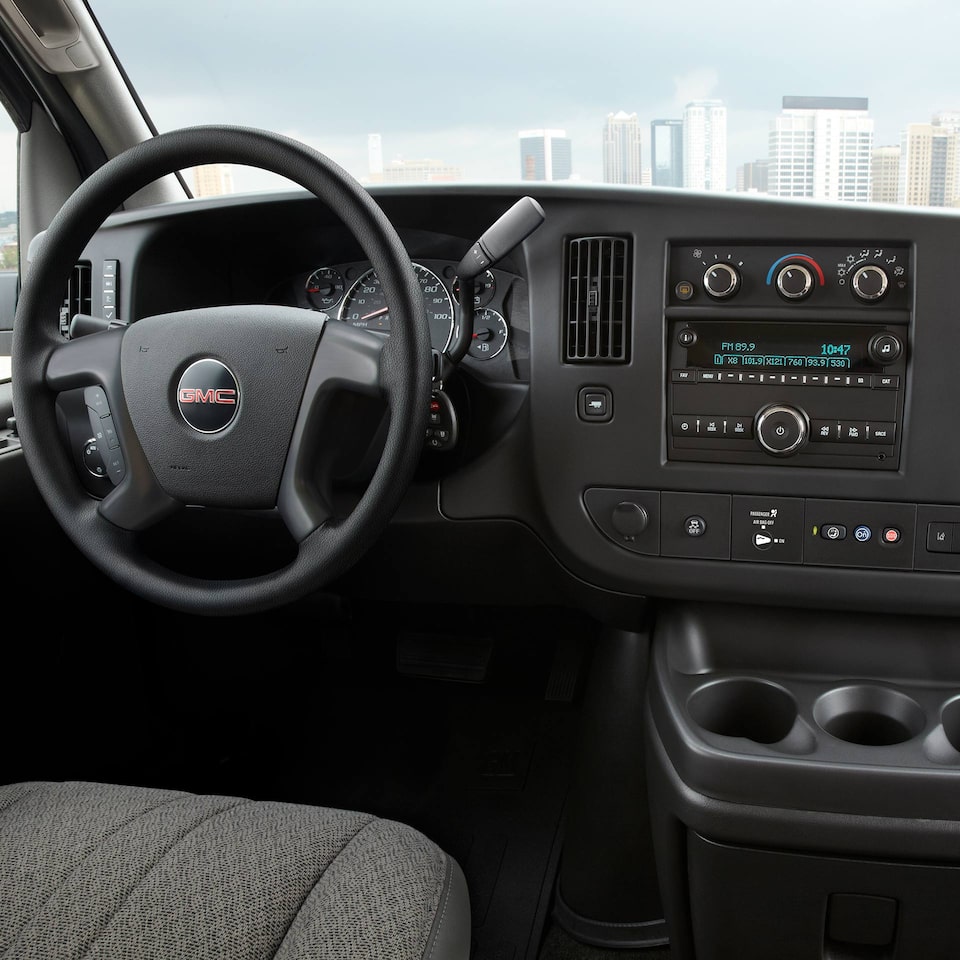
[703, 263, 740, 299]
[611, 501, 649, 538]
[868, 332, 903, 365]
[776, 263, 814, 300]
[851, 264, 888, 301]
[755, 404, 808, 457]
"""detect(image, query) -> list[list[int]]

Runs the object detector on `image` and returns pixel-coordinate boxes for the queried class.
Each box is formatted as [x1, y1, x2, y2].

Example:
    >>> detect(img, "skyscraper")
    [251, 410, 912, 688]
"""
[682, 100, 726, 192]
[602, 111, 642, 185]
[737, 160, 769, 194]
[519, 129, 572, 181]
[192, 164, 233, 198]
[768, 96, 873, 202]
[899, 114, 960, 207]
[650, 119, 683, 188]
[871, 146, 901, 205]
[382, 158, 463, 183]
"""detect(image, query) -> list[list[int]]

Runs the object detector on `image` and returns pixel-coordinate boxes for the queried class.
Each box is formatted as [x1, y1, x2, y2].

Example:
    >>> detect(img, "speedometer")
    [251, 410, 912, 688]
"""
[338, 263, 455, 352]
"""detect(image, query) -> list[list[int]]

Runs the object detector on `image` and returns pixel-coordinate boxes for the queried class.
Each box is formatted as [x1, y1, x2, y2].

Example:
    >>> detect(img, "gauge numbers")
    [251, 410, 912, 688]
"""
[339, 262, 455, 352]
[468, 308, 508, 360]
[305, 267, 345, 310]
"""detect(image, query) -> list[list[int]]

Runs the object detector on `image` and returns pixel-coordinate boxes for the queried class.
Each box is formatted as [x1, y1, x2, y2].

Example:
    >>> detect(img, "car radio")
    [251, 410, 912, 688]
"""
[664, 244, 910, 471]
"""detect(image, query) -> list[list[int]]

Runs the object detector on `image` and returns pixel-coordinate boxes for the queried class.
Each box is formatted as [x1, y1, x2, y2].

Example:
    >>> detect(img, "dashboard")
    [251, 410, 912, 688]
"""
[53, 182, 960, 618]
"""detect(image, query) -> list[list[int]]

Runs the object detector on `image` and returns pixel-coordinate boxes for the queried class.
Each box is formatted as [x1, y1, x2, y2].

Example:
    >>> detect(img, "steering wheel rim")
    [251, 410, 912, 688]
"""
[11, 125, 433, 615]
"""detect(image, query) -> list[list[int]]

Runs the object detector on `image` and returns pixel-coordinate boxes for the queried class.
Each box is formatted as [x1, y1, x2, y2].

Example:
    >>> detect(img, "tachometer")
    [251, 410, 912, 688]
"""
[338, 263, 455, 352]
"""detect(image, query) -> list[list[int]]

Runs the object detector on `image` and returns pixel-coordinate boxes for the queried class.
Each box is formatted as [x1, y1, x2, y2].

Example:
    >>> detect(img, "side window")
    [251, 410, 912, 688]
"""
[0, 109, 16, 382]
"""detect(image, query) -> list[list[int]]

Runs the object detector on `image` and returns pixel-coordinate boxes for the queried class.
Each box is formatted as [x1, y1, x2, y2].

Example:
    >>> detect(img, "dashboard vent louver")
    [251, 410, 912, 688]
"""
[60, 261, 92, 337]
[563, 236, 630, 363]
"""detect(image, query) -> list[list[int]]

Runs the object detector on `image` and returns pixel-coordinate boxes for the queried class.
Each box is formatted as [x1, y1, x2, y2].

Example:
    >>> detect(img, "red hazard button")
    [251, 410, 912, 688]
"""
[882, 527, 902, 544]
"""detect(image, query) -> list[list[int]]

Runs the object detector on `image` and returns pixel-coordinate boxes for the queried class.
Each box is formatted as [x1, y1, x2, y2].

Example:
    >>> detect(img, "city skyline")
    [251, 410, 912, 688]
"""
[359, 97, 960, 211]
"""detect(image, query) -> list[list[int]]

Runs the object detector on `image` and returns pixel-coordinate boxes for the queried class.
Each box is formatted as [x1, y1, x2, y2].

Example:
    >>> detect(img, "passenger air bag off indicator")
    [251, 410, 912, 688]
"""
[731, 496, 805, 564]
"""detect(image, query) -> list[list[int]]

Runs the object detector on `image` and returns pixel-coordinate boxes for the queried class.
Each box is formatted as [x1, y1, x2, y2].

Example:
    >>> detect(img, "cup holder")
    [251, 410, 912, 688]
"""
[813, 685, 925, 746]
[923, 696, 960, 764]
[687, 677, 798, 745]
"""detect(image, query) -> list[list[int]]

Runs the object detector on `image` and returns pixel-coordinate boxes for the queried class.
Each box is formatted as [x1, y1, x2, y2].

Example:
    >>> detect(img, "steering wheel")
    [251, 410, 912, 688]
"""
[11, 126, 433, 616]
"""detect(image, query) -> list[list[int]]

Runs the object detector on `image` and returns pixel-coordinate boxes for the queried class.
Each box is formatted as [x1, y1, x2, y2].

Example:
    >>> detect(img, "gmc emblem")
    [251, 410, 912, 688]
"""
[178, 388, 237, 405]
[177, 359, 240, 433]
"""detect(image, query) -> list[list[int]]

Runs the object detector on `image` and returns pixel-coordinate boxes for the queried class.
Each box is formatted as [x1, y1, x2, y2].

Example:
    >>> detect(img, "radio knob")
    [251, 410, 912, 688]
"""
[755, 404, 808, 457]
[776, 263, 814, 300]
[851, 264, 888, 301]
[703, 263, 740, 299]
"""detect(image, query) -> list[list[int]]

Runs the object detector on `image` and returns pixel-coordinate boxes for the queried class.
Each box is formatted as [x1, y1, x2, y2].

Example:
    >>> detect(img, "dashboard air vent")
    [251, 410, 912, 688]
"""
[563, 236, 630, 363]
[60, 261, 92, 337]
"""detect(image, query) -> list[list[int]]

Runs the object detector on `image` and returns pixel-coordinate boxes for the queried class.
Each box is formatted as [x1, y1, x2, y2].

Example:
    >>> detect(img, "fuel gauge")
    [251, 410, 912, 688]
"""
[468, 308, 508, 360]
[305, 267, 345, 310]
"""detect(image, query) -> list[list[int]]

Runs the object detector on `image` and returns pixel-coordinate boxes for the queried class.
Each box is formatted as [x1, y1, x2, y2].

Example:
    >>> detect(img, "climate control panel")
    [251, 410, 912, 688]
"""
[665, 243, 910, 471]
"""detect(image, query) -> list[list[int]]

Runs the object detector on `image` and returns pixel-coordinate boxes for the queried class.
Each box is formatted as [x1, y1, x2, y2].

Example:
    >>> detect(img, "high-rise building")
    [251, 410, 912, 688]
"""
[899, 114, 960, 207]
[382, 158, 463, 183]
[737, 160, 769, 194]
[650, 119, 683, 188]
[871, 146, 901, 205]
[519, 129, 572, 181]
[602, 111, 642, 185]
[682, 100, 726, 192]
[192, 164, 234, 198]
[768, 96, 873, 203]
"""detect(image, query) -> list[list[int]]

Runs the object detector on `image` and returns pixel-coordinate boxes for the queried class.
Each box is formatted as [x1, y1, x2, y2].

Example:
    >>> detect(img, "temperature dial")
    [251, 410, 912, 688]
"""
[703, 263, 740, 299]
[851, 265, 888, 302]
[468, 308, 508, 360]
[776, 263, 814, 300]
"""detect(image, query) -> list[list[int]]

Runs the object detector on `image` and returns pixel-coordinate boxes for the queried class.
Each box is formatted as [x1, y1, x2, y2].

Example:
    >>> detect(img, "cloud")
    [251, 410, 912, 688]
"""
[672, 69, 721, 109]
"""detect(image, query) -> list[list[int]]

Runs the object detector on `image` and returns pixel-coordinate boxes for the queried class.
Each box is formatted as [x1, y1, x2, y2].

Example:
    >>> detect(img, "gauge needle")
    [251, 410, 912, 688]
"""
[360, 307, 389, 320]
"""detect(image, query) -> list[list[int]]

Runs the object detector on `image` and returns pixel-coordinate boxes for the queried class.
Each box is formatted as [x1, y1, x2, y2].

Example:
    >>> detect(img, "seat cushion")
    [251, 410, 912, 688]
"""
[0, 780, 470, 960]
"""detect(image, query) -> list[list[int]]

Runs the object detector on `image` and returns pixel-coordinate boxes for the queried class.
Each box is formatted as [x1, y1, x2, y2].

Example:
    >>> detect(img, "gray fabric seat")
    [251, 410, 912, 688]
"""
[0, 780, 471, 960]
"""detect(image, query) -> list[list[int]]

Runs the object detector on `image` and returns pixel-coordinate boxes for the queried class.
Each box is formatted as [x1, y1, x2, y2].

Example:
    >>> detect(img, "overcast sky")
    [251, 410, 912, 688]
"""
[61, 1, 960, 195]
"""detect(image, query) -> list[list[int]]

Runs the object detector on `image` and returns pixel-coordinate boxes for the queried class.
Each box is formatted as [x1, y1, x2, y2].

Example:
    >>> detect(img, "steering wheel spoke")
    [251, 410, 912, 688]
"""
[278, 321, 390, 542]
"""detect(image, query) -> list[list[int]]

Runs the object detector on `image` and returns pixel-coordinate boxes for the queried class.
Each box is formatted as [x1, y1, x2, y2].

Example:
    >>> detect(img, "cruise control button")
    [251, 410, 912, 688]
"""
[882, 527, 902, 545]
[854, 525, 873, 543]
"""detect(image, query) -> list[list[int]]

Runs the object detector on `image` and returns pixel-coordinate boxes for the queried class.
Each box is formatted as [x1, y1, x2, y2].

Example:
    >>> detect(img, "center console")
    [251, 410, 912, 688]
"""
[646, 601, 960, 960]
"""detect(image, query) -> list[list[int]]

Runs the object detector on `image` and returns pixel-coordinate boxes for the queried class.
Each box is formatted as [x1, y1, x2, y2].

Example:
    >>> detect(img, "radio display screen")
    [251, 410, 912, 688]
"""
[683, 323, 882, 371]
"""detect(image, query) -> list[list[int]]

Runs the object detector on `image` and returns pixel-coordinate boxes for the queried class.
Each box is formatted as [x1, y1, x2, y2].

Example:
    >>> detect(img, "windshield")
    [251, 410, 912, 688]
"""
[89, 0, 960, 210]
